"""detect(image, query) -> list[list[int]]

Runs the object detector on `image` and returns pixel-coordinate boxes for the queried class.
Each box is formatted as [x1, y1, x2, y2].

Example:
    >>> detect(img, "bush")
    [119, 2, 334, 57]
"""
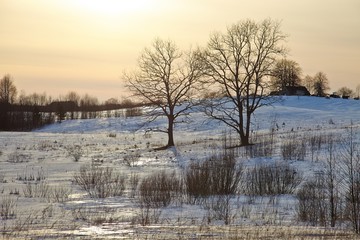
[296, 176, 328, 226]
[107, 133, 117, 138]
[247, 133, 276, 158]
[73, 165, 126, 198]
[203, 195, 235, 225]
[244, 162, 302, 196]
[0, 173, 5, 183]
[138, 170, 182, 208]
[129, 173, 139, 198]
[281, 134, 306, 161]
[185, 150, 243, 203]
[67, 145, 83, 162]
[136, 170, 181, 225]
[123, 152, 141, 167]
[7, 151, 30, 163]
[72, 206, 119, 225]
[23, 182, 50, 198]
[16, 167, 46, 182]
[50, 185, 72, 203]
[0, 196, 17, 220]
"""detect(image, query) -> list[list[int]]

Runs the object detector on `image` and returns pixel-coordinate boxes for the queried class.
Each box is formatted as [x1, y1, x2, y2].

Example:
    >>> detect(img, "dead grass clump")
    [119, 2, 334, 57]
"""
[0, 196, 17, 220]
[185, 150, 243, 204]
[244, 162, 302, 196]
[73, 164, 126, 198]
[281, 133, 306, 161]
[138, 170, 182, 209]
[136, 170, 182, 225]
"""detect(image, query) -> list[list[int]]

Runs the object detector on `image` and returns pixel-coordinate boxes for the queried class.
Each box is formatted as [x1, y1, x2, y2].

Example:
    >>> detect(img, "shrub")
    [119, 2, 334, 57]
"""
[281, 134, 306, 161]
[123, 152, 141, 167]
[344, 177, 360, 233]
[107, 133, 117, 138]
[244, 162, 302, 196]
[247, 133, 276, 158]
[72, 206, 119, 225]
[67, 145, 83, 162]
[136, 170, 181, 225]
[296, 176, 328, 226]
[7, 151, 30, 163]
[50, 185, 72, 203]
[203, 195, 235, 225]
[185, 150, 243, 203]
[23, 182, 50, 198]
[185, 160, 212, 202]
[138, 170, 182, 208]
[73, 165, 126, 198]
[16, 167, 46, 182]
[129, 173, 139, 198]
[0, 173, 5, 183]
[0, 196, 17, 220]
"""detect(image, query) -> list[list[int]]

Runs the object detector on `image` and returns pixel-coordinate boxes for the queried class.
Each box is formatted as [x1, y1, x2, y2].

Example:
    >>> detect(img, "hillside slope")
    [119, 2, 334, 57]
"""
[35, 96, 360, 134]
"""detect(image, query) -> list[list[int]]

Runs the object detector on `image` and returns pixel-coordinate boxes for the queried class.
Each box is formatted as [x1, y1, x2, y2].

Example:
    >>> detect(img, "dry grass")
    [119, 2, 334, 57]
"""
[2, 225, 359, 239]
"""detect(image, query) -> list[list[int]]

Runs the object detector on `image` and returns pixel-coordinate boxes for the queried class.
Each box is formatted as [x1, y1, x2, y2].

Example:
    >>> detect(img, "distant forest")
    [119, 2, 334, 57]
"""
[0, 75, 145, 131]
[0, 100, 145, 131]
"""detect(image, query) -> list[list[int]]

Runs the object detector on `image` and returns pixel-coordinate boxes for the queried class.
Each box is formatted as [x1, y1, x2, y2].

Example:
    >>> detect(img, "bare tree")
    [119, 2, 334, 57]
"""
[199, 19, 287, 146]
[339, 125, 360, 233]
[18, 91, 51, 106]
[80, 93, 98, 107]
[313, 72, 330, 97]
[125, 38, 202, 148]
[270, 59, 302, 91]
[0, 74, 17, 104]
[303, 75, 314, 95]
[337, 86, 353, 98]
[356, 84, 360, 99]
[64, 91, 80, 119]
[65, 91, 80, 106]
[324, 134, 341, 227]
[105, 98, 119, 105]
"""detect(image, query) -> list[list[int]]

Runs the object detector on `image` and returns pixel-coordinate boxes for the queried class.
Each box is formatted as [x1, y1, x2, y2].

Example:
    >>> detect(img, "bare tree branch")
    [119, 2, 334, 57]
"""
[124, 39, 202, 148]
[199, 19, 287, 146]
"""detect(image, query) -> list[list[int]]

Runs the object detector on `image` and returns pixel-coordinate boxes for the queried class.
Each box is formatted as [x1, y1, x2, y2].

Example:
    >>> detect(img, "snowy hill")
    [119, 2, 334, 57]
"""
[35, 96, 360, 134]
[1, 96, 360, 239]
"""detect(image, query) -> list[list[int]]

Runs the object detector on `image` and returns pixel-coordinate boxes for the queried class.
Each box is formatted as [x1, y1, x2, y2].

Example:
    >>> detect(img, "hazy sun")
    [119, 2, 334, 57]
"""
[69, 0, 155, 16]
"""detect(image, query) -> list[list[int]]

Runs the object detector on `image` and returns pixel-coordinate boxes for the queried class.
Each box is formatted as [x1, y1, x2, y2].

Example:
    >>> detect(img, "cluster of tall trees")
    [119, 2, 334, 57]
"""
[2, 18, 359, 146]
[0, 75, 141, 131]
[125, 18, 358, 149]
[270, 59, 302, 91]
[270, 59, 359, 98]
[126, 19, 288, 148]
[270, 60, 331, 96]
[297, 128, 360, 233]
[0, 74, 17, 104]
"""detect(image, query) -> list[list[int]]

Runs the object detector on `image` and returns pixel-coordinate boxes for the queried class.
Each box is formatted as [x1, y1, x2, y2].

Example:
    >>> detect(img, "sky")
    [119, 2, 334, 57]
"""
[1, 0, 359, 102]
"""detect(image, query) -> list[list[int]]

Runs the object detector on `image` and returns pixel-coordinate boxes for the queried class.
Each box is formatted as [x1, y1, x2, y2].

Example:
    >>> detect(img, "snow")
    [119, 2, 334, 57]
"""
[1, 96, 360, 238]
[33, 96, 360, 135]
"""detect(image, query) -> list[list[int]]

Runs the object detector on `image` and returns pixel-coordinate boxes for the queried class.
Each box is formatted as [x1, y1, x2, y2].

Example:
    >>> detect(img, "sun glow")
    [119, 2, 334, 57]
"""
[70, 0, 155, 16]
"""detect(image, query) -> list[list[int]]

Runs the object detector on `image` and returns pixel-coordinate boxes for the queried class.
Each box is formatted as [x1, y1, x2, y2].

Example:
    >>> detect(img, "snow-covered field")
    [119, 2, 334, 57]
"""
[1, 96, 360, 239]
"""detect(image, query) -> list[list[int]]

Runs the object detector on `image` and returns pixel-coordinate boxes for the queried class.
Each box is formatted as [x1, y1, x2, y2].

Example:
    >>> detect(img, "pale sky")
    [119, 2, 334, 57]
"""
[1, 0, 359, 101]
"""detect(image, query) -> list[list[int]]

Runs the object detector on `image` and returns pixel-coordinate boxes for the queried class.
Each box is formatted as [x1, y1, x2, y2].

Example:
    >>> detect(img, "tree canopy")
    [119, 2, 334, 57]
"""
[0, 74, 17, 104]
[125, 38, 202, 148]
[199, 19, 287, 146]
[270, 59, 302, 92]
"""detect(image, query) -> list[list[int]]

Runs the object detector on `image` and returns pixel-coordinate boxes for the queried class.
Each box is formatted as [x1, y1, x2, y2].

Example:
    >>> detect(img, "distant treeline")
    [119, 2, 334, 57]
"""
[0, 101, 145, 131]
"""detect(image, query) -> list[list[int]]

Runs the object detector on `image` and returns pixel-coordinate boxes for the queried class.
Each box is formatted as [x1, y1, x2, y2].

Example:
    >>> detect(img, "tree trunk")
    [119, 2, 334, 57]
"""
[239, 132, 249, 146]
[239, 112, 252, 146]
[167, 115, 175, 147]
